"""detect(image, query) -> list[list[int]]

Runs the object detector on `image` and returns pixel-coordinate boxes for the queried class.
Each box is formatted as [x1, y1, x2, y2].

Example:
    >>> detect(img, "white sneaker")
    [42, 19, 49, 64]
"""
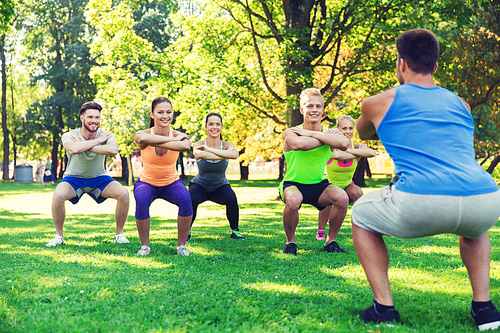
[177, 245, 189, 256]
[114, 234, 130, 244]
[136, 245, 150, 256]
[46, 235, 64, 247]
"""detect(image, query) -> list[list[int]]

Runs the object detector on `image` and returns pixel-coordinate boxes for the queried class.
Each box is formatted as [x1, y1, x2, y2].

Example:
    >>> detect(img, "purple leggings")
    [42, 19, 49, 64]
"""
[134, 178, 193, 219]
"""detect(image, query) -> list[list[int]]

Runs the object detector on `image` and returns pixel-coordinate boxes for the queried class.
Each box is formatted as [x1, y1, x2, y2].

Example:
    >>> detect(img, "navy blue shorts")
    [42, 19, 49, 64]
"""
[133, 178, 193, 219]
[60, 175, 116, 204]
[280, 179, 331, 210]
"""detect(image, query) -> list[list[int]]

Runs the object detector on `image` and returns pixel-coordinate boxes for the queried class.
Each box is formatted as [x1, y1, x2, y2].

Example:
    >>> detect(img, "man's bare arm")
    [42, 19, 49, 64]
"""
[292, 127, 350, 151]
[358, 89, 396, 140]
[63, 132, 113, 155]
[87, 141, 119, 156]
[283, 128, 323, 152]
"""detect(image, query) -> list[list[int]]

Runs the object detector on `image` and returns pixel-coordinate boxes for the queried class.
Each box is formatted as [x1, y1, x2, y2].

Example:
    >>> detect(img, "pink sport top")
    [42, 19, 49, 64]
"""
[139, 128, 180, 187]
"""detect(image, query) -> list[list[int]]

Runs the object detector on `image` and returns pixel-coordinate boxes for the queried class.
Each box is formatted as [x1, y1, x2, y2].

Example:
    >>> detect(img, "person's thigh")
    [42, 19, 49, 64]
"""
[317, 184, 348, 208]
[352, 186, 500, 238]
[53, 181, 77, 201]
[344, 183, 363, 203]
[133, 180, 158, 219]
[189, 183, 209, 205]
[209, 184, 238, 206]
[455, 190, 500, 238]
[101, 180, 128, 199]
[160, 179, 193, 217]
[352, 186, 411, 237]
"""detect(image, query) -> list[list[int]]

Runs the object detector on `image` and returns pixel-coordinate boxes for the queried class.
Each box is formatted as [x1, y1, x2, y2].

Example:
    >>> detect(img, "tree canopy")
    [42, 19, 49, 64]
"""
[1, 0, 500, 180]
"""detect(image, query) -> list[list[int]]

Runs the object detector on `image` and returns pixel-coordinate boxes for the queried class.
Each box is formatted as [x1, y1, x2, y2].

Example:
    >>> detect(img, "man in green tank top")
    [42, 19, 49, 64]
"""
[280, 88, 350, 255]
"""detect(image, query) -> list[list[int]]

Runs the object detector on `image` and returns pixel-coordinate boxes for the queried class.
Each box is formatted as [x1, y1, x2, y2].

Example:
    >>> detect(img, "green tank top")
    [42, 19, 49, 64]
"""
[279, 125, 331, 194]
[325, 142, 357, 189]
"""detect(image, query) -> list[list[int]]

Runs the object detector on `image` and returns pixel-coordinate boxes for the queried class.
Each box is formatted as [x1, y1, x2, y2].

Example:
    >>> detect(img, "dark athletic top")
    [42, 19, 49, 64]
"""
[191, 141, 229, 192]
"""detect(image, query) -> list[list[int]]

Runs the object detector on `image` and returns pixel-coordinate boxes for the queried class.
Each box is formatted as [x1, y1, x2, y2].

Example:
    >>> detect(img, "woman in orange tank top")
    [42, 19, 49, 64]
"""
[133, 97, 192, 256]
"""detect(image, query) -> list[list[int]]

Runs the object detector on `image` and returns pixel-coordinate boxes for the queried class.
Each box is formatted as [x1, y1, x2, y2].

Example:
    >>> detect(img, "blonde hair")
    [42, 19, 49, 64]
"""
[336, 115, 355, 127]
[299, 88, 324, 108]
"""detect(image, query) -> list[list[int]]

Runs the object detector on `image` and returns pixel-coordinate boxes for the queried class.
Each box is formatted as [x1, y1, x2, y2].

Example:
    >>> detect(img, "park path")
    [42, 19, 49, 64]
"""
[1, 185, 279, 219]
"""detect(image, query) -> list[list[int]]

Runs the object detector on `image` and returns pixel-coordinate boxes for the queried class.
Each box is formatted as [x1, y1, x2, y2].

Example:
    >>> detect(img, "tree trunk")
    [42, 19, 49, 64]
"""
[239, 161, 249, 180]
[120, 155, 129, 185]
[177, 151, 186, 179]
[278, 155, 285, 180]
[51, 135, 58, 179]
[10, 133, 16, 179]
[62, 154, 68, 178]
[9, 72, 15, 179]
[1, 34, 9, 180]
[487, 155, 500, 174]
[127, 154, 134, 186]
[285, 75, 306, 128]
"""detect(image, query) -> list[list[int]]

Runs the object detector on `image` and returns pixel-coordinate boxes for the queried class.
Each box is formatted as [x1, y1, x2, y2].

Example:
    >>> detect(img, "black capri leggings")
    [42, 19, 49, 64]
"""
[189, 183, 239, 230]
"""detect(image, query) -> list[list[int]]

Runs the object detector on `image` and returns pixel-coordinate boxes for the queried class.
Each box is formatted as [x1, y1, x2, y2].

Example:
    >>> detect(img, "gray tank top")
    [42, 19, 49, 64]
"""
[191, 141, 230, 192]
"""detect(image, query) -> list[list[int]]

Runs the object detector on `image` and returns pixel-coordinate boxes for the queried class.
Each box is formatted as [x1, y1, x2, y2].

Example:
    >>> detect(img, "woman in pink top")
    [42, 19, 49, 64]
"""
[133, 97, 192, 256]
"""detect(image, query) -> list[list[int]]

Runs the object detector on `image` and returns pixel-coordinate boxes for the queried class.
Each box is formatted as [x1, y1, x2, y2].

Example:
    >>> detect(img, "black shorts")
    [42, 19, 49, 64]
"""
[280, 179, 331, 210]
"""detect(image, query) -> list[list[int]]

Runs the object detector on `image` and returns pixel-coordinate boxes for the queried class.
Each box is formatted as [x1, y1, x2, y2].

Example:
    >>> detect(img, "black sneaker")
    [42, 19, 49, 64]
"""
[324, 240, 346, 253]
[283, 242, 297, 255]
[230, 230, 245, 239]
[472, 303, 500, 331]
[358, 303, 400, 324]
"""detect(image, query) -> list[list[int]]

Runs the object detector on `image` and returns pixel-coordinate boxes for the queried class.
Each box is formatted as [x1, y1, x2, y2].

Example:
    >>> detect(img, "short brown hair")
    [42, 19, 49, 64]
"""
[79, 101, 102, 115]
[396, 29, 439, 75]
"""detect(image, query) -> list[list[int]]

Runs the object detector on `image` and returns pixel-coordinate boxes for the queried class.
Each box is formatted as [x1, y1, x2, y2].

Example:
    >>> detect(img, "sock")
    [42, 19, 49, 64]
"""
[374, 300, 395, 314]
[472, 300, 494, 313]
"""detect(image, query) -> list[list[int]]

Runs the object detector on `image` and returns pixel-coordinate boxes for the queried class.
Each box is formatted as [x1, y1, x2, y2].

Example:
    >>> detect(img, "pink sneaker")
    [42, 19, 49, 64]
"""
[315, 230, 325, 240]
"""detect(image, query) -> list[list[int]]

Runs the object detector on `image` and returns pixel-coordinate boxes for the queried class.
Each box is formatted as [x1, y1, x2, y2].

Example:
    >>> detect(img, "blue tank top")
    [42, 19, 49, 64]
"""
[377, 83, 498, 195]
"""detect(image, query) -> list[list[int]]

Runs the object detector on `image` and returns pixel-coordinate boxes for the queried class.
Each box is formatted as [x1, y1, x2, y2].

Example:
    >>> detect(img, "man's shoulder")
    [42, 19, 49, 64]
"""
[363, 88, 396, 106]
[361, 88, 397, 118]
[63, 128, 80, 135]
[61, 128, 80, 142]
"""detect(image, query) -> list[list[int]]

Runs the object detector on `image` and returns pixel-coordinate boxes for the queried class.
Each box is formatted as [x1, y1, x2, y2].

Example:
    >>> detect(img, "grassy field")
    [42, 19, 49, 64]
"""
[1, 177, 499, 332]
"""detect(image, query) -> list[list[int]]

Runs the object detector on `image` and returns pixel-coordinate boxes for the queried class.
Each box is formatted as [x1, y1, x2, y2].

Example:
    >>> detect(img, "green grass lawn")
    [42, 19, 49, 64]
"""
[0, 177, 499, 332]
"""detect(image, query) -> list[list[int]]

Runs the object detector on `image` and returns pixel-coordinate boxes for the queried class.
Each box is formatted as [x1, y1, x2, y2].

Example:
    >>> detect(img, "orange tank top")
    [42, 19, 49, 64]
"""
[139, 128, 180, 187]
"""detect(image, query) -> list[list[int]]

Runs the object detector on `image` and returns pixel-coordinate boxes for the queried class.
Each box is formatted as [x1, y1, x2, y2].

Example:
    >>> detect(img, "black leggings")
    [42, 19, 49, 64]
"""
[189, 183, 239, 230]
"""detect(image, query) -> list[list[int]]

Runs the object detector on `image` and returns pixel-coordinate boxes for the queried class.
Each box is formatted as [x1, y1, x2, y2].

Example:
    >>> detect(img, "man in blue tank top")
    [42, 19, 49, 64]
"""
[352, 29, 500, 331]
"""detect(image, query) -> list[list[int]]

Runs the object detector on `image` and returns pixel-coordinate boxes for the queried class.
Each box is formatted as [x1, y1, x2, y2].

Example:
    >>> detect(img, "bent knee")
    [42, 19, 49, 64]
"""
[284, 195, 302, 210]
[330, 189, 349, 207]
[350, 190, 363, 203]
[116, 188, 130, 203]
[52, 192, 68, 204]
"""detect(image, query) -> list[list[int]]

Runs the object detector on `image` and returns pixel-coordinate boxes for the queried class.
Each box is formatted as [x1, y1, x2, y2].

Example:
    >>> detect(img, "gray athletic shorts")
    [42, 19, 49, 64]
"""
[352, 186, 500, 239]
